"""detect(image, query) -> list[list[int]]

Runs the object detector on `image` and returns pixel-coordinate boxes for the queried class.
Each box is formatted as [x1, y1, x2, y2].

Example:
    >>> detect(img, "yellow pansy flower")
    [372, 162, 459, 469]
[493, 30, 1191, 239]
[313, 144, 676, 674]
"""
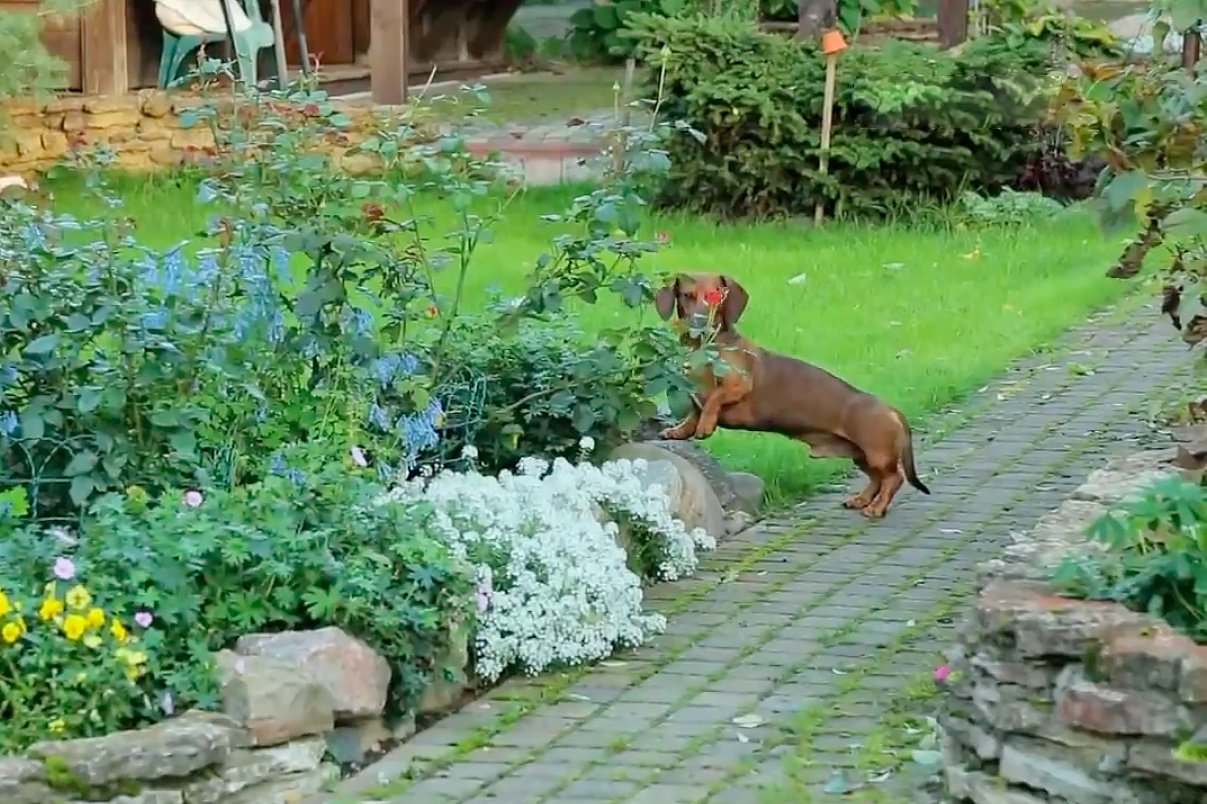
[39, 598, 63, 621]
[64, 585, 92, 610]
[85, 608, 105, 629]
[110, 620, 128, 643]
[2, 621, 22, 644]
[125, 665, 143, 681]
[82, 634, 102, 649]
[0, 591, 11, 618]
[48, 718, 66, 734]
[62, 614, 87, 641]
[75, 671, 88, 683]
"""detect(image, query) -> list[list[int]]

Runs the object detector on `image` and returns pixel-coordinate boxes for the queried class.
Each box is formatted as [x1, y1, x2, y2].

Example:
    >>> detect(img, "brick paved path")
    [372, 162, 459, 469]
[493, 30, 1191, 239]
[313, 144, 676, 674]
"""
[339, 303, 1194, 804]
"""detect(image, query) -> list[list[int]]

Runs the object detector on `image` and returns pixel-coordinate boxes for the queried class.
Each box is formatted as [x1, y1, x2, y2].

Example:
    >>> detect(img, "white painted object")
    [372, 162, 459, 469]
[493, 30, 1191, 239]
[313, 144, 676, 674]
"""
[154, 0, 256, 36]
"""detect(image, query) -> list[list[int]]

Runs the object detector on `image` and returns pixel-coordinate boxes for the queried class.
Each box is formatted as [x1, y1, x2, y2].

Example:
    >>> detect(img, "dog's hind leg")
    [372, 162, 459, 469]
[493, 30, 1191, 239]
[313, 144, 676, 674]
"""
[861, 453, 905, 519]
[843, 456, 880, 511]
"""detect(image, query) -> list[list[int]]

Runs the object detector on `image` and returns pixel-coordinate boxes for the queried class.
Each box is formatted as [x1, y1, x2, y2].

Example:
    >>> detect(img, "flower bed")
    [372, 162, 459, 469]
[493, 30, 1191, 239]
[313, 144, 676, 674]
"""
[938, 448, 1207, 803]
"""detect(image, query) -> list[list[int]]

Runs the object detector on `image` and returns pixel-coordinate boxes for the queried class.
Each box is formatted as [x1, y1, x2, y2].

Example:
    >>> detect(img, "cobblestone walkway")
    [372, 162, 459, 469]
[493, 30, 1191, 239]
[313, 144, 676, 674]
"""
[339, 303, 1194, 803]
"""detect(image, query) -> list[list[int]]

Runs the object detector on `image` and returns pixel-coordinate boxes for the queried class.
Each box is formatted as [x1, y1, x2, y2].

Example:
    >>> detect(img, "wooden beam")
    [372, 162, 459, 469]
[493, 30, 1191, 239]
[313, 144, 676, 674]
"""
[80, 0, 129, 95]
[936, 0, 969, 48]
[370, 0, 409, 105]
[1183, 28, 1202, 72]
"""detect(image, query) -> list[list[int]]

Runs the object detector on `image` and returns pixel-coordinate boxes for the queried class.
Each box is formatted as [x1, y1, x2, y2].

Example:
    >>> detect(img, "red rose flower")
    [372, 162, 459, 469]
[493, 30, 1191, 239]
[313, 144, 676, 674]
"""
[655, 230, 671, 245]
[360, 201, 385, 223]
[302, 102, 321, 117]
[702, 288, 724, 306]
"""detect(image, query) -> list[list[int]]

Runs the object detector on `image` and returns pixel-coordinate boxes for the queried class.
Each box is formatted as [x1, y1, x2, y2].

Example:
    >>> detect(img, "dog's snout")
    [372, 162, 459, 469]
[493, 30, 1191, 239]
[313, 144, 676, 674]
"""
[688, 312, 710, 331]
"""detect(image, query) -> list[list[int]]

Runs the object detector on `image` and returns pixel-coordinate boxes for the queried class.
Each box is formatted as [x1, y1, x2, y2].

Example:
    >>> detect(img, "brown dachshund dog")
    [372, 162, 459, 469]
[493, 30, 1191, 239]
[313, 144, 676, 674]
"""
[654, 273, 929, 518]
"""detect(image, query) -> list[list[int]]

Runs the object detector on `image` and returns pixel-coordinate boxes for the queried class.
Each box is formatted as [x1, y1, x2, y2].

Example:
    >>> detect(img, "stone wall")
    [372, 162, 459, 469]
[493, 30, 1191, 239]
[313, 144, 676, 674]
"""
[0, 91, 391, 175]
[0, 626, 440, 804]
[939, 449, 1207, 804]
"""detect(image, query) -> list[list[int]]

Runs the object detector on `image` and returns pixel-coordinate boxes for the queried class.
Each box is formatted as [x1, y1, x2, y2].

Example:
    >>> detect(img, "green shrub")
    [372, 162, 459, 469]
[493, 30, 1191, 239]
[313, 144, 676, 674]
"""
[957, 188, 1065, 228]
[0, 440, 473, 744]
[1053, 476, 1207, 641]
[629, 15, 1064, 218]
[439, 316, 690, 472]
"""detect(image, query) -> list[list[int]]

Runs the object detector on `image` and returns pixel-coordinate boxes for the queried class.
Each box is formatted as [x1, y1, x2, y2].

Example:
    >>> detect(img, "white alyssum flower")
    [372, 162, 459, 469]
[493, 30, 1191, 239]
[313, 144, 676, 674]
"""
[384, 456, 712, 681]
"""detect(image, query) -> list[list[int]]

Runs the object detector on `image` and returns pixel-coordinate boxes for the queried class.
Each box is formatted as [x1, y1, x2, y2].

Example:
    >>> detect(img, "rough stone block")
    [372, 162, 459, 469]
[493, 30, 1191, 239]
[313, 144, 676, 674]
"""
[0, 757, 52, 804]
[27, 710, 245, 787]
[235, 627, 391, 721]
[181, 736, 327, 803]
[1102, 627, 1193, 692]
[999, 739, 1114, 803]
[976, 581, 1152, 658]
[216, 650, 336, 746]
[1177, 645, 1207, 703]
[1056, 677, 1186, 736]
[1127, 740, 1207, 786]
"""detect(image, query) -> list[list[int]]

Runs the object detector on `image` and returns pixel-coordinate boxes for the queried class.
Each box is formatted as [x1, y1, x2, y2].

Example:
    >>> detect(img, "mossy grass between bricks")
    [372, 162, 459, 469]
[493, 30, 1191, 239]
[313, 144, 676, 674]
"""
[53, 173, 1131, 504]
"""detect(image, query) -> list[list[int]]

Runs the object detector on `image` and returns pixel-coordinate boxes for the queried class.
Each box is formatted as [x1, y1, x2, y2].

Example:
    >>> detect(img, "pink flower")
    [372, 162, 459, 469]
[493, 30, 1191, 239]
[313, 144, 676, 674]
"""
[53, 556, 76, 581]
[350, 446, 368, 467]
[933, 664, 952, 683]
[134, 611, 153, 628]
[183, 489, 203, 508]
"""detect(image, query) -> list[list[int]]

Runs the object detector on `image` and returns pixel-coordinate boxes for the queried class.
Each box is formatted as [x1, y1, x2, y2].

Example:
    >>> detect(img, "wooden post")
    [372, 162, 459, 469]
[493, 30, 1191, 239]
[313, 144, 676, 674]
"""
[80, 0, 129, 95]
[937, 0, 969, 49]
[1183, 27, 1202, 72]
[814, 29, 847, 226]
[370, 0, 410, 105]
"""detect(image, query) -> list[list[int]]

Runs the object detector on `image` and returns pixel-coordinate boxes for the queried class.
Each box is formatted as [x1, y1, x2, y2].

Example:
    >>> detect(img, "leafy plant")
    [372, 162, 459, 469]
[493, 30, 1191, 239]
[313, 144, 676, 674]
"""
[0, 570, 153, 752]
[1053, 475, 1207, 640]
[759, 0, 917, 37]
[958, 188, 1065, 227]
[568, 0, 696, 62]
[0, 0, 93, 129]
[0, 442, 474, 720]
[1054, 5, 1207, 348]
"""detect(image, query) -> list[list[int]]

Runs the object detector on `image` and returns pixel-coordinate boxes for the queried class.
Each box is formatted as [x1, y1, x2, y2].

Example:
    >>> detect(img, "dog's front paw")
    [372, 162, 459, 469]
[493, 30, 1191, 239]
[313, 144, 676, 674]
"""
[693, 421, 717, 439]
[660, 425, 693, 440]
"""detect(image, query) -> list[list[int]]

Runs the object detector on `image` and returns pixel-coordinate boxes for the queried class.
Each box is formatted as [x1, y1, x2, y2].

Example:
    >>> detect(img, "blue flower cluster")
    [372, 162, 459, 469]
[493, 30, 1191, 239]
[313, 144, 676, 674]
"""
[269, 452, 306, 486]
[371, 351, 421, 386]
[398, 397, 444, 471]
[0, 410, 18, 438]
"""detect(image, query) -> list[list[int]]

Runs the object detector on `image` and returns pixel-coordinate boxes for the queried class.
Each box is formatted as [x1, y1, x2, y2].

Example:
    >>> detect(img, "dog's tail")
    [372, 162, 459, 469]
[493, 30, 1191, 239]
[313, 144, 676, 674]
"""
[896, 411, 930, 495]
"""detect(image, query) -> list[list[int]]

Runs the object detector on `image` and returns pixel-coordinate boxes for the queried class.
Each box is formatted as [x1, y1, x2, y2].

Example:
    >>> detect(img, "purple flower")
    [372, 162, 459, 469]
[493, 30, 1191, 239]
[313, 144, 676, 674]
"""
[350, 446, 368, 467]
[161, 691, 175, 716]
[134, 611, 153, 628]
[53, 556, 76, 581]
[183, 490, 203, 508]
[234, 658, 247, 675]
[933, 664, 952, 683]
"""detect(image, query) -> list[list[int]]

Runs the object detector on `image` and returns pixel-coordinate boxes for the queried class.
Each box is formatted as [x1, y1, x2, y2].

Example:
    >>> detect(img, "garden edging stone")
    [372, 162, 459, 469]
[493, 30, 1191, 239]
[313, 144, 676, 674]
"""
[608, 442, 731, 543]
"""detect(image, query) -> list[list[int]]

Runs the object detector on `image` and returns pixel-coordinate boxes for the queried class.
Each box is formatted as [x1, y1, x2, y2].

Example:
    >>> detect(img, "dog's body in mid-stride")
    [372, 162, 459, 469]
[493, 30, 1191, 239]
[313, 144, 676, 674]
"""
[655, 273, 929, 519]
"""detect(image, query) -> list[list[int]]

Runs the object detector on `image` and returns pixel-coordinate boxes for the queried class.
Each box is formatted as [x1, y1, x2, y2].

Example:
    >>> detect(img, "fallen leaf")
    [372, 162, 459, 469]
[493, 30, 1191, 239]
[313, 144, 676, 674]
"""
[600, 660, 629, 668]
[736, 731, 750, 743]
[822, 769, 863, 794]
[911, 749, 942, 766]
[732, 713, 765, 729]
[788, 272, 807, 285]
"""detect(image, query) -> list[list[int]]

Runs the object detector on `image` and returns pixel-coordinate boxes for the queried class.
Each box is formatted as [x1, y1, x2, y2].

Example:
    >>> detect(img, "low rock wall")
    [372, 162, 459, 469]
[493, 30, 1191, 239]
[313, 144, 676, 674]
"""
[939, 449, 1207, 804]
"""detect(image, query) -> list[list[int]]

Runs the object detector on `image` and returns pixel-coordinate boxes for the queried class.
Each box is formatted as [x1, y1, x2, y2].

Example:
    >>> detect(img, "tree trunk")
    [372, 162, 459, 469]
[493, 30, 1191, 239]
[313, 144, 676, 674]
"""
[797, 0, 836, 39]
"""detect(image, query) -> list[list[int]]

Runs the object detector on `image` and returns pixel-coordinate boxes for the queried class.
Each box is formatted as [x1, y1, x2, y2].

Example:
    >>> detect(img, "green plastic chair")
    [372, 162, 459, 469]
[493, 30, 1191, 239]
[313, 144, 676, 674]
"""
[157, 0, 275, 89]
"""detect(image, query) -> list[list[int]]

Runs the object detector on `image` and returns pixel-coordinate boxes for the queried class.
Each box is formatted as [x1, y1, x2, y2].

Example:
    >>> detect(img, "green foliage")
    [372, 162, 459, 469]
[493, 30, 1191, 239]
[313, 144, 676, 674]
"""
[1052, 476, 1207, 640]
[439, 317, 688, 471]
[980, 0, 1124, 58]
[1054, 19, 1207, 347]
[629, 14, 1062, 218]
[0, 572, 150, 753]
[958, 189, 1065, 228]
[760, 0, 916, 35]
[569, 0, 697, 62]
[0, 1, 92, 111]
[0, 442, 473, 735]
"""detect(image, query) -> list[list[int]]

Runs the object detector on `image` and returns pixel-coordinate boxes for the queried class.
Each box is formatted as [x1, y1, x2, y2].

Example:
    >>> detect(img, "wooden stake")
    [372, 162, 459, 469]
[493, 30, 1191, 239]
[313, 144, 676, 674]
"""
[814, 52, 838, 225]
[268, 0, 290, 88]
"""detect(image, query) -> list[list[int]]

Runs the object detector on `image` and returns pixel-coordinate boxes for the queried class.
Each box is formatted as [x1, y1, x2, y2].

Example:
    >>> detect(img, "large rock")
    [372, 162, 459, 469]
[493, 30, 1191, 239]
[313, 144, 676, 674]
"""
[234, 628, 391, 721]
[726, 471, 765, 514]
[221, 764, 339, 804]
[182, 737, 327, 803]
[0, 757, 52, 804]
[27, 711, 245, 787]
[608, 442, 728, 543]
[633, 439, 743, 510]
[216, 650, 336, 746]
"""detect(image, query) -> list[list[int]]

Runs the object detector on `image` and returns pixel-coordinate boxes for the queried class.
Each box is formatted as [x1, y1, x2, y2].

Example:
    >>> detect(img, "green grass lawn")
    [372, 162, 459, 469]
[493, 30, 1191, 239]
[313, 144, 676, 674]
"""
[51, 175, 1129, 502]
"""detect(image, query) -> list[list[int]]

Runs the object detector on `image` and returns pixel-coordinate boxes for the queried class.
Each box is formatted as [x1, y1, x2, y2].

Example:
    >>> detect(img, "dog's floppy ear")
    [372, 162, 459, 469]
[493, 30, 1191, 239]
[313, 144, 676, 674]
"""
[720, 276, 749, 326]
[654, 277, 679, 320]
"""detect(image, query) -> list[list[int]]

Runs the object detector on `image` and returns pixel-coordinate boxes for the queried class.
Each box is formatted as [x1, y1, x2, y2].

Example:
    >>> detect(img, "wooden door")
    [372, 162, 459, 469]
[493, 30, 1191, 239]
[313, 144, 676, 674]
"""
[278, 0, 355, 66]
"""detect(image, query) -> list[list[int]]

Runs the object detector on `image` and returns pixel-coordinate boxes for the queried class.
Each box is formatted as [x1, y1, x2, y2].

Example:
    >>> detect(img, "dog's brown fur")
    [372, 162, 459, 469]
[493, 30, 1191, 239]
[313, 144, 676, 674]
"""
[654, 272, 929, 519]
